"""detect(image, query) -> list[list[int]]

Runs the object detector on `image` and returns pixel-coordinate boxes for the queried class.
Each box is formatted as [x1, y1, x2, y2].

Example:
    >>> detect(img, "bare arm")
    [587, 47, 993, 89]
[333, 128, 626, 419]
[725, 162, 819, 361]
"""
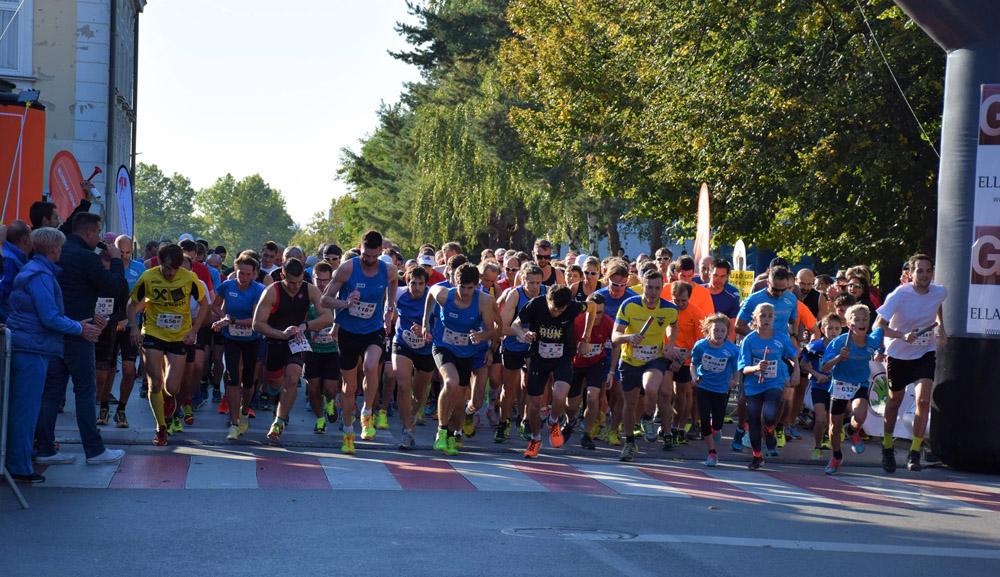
[306, 284, 334, 331]
[321, 259, 354, 310]
[252, 286, 292, 340]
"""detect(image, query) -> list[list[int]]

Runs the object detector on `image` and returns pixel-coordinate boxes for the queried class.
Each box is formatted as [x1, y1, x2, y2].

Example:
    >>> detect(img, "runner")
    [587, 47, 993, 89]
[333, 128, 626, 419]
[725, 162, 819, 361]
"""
[593, 260, 636, 446]
[662, 255, 715, 315]
[802, 314, 842, 459]
[738, 302, 799, 470]
[260, 241, 281, 277]
[322, 230, 398, 443]
[611, 269, 680, 461]
[211, 253, 265, 440]
[252, 258, 332, 444]
[533, 238, 565, 287]
[705, 259, 740, 332]
[392, 265, 435, 450]
[691, 313, 740, 466]
[420, 263, 497, 456]
[509, 285, 596, 458]
[569, 292, 614, 449]
[874, 254, 946, 472]
[107, 235, 144, 428]
[820, 304, 883, 474]
[303, 261, 341, 438]
[495, 262, 545, 443]
[666, 281, 708, 447]
[127, 244, 209, 446]
[570, 256, 603, 302]
[654, 248, 673, 278]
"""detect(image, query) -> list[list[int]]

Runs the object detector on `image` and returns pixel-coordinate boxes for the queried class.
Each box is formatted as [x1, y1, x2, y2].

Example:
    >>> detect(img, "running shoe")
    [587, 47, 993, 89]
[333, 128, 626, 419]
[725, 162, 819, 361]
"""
[730, 435, 743, 452]
[519, 421, 532, 441]
[712, 429, 722, 444]
[607, 430, 622, 446]
[596, 425, 610, 442]
[434, 429, 449, 452]
[212, 388, 222, 403]
[741, 430, 752, 448]
[523, 438, 541, 459]
[114, 410, 129, 429]
[786, 426, 801, 440]
[183, 404, 194, 426]
[399, 429, 415, 451]
[548, 421, 564, 448]
[153, 427, 169, 447]
[775, 428, 786, 448]
[724, 414, 734, 424]
[619, 440, 637, 462]
[463, 414, 476, 437]
[238, 414, 249, 435]
[882, 447, 897, 473]
[494, 420, 509, 444]
[849, 430, 865, 454]
[580, 434, 596, 450]
[217, 396, 229, 415]
[226, 424, 240, 440]
[267, 420, 284, 443]
[661, 433, 674, 451]
[906, 450, 922, 472]
[375, 409, 389, 430]
[824, 457, 842, 475]
[246, 407, 256, 419]
[454, 435, 464, 449]
[673, 429, 688, 446]
[633, 423, 644, 438]
[360, 414, 376, 440]
[314, 417, 327, 434]
[445, 436, 459, 457]
[640, 418, 657, 442]
[341, 432, 356, 455]
[561, 419, 575, 445]
[168, 416, 183, 434]
[810, 448, 823, 460]
[705, 452, 718, 467]
[97, 406, 109, 426]
[821, 434, 832, 450]
[748, 454, 763, 471]
[325, 399, 337, 424]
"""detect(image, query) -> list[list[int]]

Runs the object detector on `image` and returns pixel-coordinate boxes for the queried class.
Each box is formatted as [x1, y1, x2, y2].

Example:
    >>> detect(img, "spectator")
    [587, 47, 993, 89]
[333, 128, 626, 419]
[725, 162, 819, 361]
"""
[4, 228, 105, 482]
[33, 212, 127, 466]
[0, 220, 32, 321]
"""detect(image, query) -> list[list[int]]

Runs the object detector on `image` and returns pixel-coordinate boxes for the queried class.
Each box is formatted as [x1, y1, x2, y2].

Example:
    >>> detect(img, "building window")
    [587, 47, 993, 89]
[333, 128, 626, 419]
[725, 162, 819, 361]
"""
[0, 0, 33, 78]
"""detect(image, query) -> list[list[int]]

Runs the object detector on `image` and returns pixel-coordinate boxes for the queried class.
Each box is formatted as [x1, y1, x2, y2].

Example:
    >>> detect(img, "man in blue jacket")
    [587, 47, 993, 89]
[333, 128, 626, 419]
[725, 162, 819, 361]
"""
[0, 220, 32, 322]
[34, 212, 128, 465]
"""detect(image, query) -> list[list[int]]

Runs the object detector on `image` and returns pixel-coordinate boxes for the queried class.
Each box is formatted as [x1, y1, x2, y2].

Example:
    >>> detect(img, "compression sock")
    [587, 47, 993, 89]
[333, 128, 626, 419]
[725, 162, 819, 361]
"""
[149, 391, 166, 429]
[910, 436, 923, 452]
[883, 433, 894, 449]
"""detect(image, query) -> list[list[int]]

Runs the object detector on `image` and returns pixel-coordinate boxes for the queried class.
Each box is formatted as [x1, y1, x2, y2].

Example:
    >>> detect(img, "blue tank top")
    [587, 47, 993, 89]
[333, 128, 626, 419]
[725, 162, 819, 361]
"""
[433, 288, 482, 358]
[501, 286, 546, 353]
[218, 279, 265, 341]
[394, 286, 432, 354]
[336, 257, 388, 335]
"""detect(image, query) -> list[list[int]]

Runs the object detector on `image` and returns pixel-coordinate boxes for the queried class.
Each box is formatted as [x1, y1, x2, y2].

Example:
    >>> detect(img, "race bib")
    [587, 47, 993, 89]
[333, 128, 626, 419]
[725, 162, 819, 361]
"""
[672, 347, 689, 362]
[349, 301, 377, 319]
[581, 343, 603, 358]
[443, 327, 471, 347]
[754, 357, 778, 380]
[95, 297, 114, 317]
[701, 353, 728, 373]
[155, 313, 183, 331]
[289, 333, 312, 354]
[402, 329, 425, 350]
[633, 344, 660, 362]
[539, 342, 564, 359]
[832, 379, 861, 400]
[228, 324, 253, 338]
[312, 327, 335, 344]
[913, 331, 932, 347]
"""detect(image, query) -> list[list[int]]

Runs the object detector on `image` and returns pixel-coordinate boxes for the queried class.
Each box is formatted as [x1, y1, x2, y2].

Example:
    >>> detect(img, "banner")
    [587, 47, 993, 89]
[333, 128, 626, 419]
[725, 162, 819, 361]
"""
[692, 183, 711, 266]
[732, 239, 747, 271]
[115, 165, 133, 237]
[48, 150, 84, 223]
[730, 270, 755, 300]
[968, 85, 1000, 336]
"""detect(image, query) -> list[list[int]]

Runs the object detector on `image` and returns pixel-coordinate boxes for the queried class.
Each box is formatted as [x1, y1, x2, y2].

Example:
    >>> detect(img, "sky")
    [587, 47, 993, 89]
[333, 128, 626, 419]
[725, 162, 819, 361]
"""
[136, 0, 423, 226]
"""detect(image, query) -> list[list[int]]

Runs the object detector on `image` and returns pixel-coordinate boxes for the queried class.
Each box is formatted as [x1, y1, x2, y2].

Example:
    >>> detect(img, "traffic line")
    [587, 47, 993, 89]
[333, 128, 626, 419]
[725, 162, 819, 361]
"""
[644, 466, 768, 503]
[515, 462, 617, 495]
[319, 457, 402, 490]
[449, 460, 547, 492]
[574, 465, 690, 497]
[768, 470, 912, 510]
[891, 478, 1000, 512]
[185, 454, 258, 489]
[34, 460, 117, 489]
[110, 454, 189, 489]
[838, 473, 981, 511]
[384, 459, 476, 491]
[256, 455, 330, 489]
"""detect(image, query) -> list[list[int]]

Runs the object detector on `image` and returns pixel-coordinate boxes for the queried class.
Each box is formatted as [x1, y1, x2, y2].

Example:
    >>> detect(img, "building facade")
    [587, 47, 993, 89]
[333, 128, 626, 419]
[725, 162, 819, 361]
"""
[0, 0, 144, 228]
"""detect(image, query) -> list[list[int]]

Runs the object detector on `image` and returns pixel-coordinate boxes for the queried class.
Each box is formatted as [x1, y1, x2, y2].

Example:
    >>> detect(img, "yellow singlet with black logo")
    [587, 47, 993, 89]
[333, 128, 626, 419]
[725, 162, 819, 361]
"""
[130, 267, 204, 342]
[615, 295, 679, 367]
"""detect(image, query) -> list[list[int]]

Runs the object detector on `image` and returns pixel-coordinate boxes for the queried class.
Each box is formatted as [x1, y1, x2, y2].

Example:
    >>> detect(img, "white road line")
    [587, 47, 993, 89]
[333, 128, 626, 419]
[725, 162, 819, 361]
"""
[318, 457, 402, 490]
[185, 454, 258, 489]
[38, 458, 118, 489]
[449, 460, 546, 492]
[704, 468, 837, 505]
[838, 473, 982, 511]
[575, 464, 690, 497]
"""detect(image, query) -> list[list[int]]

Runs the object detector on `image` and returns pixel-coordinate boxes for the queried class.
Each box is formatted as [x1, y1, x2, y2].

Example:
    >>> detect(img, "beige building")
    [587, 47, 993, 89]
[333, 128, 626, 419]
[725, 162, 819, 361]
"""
[1, 0, 145, 230]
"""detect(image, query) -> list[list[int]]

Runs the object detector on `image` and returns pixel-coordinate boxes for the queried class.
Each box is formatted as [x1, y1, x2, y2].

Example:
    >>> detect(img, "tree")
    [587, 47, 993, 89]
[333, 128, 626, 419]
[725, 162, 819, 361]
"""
[133, 162, 199, 245]
[193, 174, 295, 254]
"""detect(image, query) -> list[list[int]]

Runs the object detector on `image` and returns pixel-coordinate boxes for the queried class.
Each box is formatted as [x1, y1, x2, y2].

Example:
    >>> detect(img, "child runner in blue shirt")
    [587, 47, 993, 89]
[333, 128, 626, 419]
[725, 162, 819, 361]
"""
[802, 314, 843, 459]
[692, 313, 740, 467]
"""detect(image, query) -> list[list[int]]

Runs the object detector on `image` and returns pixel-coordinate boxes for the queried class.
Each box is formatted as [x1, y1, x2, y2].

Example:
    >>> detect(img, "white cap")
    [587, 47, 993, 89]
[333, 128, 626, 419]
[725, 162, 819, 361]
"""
[378, 254, 394, 265]
[575, 254, 588, 267]
[418, 254, 436, 266]
[178, 233, 194, 242]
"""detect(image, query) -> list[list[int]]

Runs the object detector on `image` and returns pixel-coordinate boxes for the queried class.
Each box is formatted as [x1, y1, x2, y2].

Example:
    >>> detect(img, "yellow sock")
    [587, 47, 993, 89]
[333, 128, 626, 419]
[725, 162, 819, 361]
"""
[149, 391, 166, 429]
[883, 433, 894, 449]
[911, 436, 923, 452]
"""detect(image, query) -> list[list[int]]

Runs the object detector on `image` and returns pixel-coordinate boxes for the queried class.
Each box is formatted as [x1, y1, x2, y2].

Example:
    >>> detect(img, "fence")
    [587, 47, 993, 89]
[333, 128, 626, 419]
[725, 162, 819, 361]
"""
[1, 327, 29, 508]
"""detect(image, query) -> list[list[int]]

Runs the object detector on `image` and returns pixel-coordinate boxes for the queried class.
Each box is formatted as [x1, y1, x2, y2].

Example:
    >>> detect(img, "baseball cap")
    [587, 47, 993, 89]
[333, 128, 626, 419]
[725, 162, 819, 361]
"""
[378, 254, 394, 265]
[178, 233, 194, 242]
[305, 255, 319, 267]
[418, 254, 435, 266]
[575, 254, 588, 267]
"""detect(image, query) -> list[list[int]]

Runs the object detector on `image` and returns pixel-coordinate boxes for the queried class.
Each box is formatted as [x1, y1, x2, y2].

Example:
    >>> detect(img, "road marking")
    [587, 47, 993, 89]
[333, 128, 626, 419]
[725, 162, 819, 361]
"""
[256, 455, 330, 489]
[642, 466, 764, 504]
[575, 464, 690, 497]
[185, 454, 257, 489]
[384, 459, 476, 491]
[35, 456, 117, 489]
[318, 457, 402, 490]
[515, 462, 617, 495]
[449, 460, 547, 492]
[839, 473, 981, 511]
[110, 454, 189, 489]
[768, 470, 912, 510]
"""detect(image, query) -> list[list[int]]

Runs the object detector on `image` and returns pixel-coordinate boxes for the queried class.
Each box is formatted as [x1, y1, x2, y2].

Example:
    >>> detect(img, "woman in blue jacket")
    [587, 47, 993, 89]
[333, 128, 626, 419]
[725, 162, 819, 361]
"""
[4, 228, 102, 483]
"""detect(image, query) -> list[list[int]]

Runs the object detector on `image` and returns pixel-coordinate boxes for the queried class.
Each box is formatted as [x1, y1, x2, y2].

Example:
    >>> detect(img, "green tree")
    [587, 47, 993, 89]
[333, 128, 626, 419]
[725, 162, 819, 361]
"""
[133, 162, 199, 245]
[193, 174, 295, 254]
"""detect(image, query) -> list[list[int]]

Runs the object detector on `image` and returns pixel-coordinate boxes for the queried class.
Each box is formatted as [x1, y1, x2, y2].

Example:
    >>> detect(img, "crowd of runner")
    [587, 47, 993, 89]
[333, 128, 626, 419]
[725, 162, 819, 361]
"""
[8, 218, 946, 474]
[84, 229, 947, 474]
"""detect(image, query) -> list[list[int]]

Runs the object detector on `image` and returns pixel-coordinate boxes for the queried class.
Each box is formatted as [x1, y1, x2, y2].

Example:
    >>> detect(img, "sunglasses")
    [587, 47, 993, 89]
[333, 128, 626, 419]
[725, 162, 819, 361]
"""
[656, 257, 671, 262]
[535, 255, 552, 260]
[584, 271, 599, 276]
[610, 281, 628, 288]
[505, 267, 519, 273]
[847, 284, 863, 289]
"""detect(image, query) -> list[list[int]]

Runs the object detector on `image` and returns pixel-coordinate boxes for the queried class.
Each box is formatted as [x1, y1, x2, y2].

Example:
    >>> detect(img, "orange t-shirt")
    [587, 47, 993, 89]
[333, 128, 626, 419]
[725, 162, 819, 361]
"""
[661, 282, 715, 318]
[669, 302, 708, 366]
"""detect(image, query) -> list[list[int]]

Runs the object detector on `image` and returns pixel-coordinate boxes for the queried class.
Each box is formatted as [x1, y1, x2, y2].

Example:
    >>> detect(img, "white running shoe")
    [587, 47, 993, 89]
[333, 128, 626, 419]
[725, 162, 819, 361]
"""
[86, 448, 125, 465]
[34, 452, 76, 465]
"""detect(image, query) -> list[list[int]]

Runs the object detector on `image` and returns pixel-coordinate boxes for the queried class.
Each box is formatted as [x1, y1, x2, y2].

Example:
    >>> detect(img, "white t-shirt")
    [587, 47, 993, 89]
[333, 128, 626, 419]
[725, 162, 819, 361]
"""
[876, 283, 947, 360]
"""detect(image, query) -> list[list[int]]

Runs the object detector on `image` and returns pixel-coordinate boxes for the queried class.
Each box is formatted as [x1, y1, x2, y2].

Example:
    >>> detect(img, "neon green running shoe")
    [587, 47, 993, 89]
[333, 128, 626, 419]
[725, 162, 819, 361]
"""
[434, 429, 448, 452]
[445, 436, 459, 456]
[375, 409, 389, 430]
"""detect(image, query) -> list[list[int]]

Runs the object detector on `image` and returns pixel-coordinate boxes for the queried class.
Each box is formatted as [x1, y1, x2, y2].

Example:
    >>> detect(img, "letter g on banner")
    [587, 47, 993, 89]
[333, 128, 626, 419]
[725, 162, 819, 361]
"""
[980, 87, 1000, 144]
[971, 226, 1000, 284]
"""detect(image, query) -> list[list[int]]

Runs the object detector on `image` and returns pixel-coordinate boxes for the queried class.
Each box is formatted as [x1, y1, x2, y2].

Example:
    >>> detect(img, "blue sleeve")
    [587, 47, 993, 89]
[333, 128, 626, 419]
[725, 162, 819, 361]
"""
[727, 343, 740, 376]
[738, 335, 754, 370]
[781, 333, 798, 360]
[692, 340, 705, 371]
[30, 275, 82, 336]
[820, 335, 841, 367]
[870, 327, 885, 349]
[736, 293, 756, 323]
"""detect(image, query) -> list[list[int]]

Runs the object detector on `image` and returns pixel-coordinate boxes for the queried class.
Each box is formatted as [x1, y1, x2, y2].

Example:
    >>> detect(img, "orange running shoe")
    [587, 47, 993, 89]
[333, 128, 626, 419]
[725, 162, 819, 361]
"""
[548, 421, 564, 448]
[523, 439, 541, 458]
[246, 407, 256, 419]
[217, 396, 229, 415]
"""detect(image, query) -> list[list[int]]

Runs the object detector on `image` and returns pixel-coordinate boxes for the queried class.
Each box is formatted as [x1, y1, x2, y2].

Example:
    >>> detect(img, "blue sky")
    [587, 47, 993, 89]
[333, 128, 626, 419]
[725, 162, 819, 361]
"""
[137, 0, 422, 225]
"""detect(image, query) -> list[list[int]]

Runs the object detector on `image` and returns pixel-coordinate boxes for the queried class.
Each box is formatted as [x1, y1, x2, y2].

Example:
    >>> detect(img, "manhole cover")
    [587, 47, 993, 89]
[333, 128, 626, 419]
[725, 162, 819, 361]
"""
[501, 527, 636, 541]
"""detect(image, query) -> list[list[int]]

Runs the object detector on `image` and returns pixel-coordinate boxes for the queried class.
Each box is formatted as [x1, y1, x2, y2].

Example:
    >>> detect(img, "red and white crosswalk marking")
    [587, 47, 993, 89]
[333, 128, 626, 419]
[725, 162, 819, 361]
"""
[19, 451, 999, 514]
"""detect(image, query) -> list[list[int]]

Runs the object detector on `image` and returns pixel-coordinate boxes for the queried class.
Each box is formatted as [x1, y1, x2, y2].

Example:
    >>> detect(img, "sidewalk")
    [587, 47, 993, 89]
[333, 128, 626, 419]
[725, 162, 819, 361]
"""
[49, 375, 907, 469]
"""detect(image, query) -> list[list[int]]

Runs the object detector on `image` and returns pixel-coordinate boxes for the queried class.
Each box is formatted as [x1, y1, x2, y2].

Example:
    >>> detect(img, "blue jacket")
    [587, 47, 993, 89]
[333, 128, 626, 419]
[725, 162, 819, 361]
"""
[6, 255, 82, 356]
[57, 233, 128, 323]
[0, 241, 29, 320]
